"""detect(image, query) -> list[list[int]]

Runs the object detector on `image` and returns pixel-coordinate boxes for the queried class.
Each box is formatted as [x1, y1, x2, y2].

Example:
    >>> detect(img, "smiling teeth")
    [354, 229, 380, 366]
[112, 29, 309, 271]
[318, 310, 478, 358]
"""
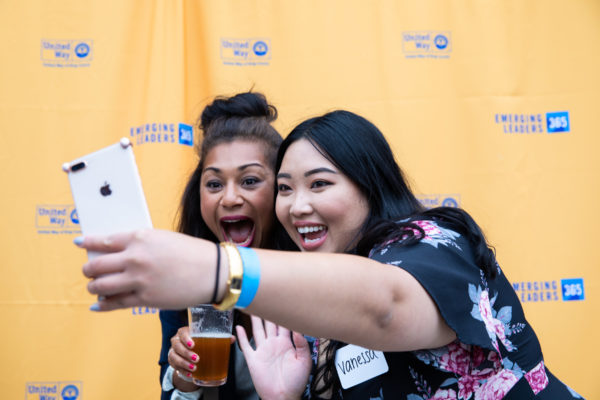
[297, 226, 325, 234]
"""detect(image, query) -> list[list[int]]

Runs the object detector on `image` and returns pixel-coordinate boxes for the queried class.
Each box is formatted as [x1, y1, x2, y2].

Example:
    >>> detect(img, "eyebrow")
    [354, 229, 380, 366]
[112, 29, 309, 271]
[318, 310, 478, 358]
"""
[277, 167, 337, 179]
[203, 163, 265, 174]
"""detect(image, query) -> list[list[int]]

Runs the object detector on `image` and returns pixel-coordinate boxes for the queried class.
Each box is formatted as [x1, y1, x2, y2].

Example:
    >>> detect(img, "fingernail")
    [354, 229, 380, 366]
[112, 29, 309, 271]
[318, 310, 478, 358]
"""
[187, 341, 193, 348]
[89, 303, 100, 311]
[186, 372, 192, 378]
[191, 354, 198, 361]
[73, 236, 84, 246]
[188, 364, 195, 370]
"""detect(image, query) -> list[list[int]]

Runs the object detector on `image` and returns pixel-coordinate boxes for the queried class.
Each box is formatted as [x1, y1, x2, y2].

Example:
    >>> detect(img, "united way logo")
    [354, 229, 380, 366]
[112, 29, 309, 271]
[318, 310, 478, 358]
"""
[26, 381, 82, 400]
[417, 194, 460, 209]
[220, 37, 271, 66]
[36, 204, 80, 235]
[41, 39, 93, 67]
[402, 31, 451, 59]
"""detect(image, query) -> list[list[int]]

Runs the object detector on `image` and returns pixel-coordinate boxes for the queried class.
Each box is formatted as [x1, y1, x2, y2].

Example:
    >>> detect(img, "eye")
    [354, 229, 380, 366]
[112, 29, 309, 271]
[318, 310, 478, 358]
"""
[311, 180, 331, 189]
[277, 183, 292, 193]
[205, 180, 222, 191]
[242, 176, 261, 186]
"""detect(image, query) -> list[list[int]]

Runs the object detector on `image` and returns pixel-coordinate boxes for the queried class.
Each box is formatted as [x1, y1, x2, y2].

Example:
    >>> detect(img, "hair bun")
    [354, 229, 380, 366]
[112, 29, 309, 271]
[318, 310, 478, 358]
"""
[200, 92, 277, 130]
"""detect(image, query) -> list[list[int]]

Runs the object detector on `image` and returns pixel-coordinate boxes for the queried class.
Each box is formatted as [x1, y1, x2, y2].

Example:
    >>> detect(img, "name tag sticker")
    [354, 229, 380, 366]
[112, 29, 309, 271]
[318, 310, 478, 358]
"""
[335, 344, 389, 389]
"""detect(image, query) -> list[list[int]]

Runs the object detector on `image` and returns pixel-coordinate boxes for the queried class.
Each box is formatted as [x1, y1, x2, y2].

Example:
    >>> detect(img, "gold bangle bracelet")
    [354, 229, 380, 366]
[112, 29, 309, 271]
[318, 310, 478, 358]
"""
[213, 242, 243, 310]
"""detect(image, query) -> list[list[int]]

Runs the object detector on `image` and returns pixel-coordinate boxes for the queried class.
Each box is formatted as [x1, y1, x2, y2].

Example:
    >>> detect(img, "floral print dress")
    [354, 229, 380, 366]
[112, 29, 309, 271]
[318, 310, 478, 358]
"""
[303, 220, 582, 400]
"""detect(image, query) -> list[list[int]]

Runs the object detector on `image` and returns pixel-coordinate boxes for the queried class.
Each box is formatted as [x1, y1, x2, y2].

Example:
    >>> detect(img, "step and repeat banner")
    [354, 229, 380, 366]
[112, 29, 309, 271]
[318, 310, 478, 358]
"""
[1, 1, 597, 399]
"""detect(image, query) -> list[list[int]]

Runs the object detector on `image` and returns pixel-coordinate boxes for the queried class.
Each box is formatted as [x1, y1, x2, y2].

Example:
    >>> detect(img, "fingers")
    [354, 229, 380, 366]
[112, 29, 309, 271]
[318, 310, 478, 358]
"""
[87, 271, 137, 298]
[250, 315, 266, 346]
[169, 333, 199, 377]
[82, 252, 129, 279]
[264, 319, 279, 337]
[292, 331, 309, 353]
[75, 231, 136, 253]
[235, 325, 253, 356]
[90, 292, 138, 311]
[177, 326, 193, 347]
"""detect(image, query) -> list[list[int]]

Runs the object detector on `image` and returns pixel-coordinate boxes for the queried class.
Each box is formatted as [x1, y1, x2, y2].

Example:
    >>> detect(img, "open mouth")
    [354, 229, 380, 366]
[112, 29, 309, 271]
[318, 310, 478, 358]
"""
[296, 225, 328, 250]
[220, 216, 256, 247]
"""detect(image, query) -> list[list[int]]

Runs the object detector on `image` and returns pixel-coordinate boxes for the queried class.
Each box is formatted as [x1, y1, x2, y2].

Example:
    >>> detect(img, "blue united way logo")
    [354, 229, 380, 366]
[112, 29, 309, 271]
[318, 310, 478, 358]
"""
[74, 42, 90, 58]
[62, 384, 79, 400]
[178, 123, 193, 146]
[417, 194, 460, 209]
[402, 31, 451, 59]
[546, 111, 570, 133]
[561, 278, 584, 301]
[220, 37, 271, 65]
[41, 39, 93, 67]
[36, 204, 80, 235]
[26, 381, 82, 400]
[253, 41, 269, 56]
[434, 34, 449, 49]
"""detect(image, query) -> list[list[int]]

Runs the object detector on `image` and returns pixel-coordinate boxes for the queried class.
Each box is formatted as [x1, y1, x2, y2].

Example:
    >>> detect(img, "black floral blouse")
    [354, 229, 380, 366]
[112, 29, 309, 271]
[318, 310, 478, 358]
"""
[302, 220, 583, 400]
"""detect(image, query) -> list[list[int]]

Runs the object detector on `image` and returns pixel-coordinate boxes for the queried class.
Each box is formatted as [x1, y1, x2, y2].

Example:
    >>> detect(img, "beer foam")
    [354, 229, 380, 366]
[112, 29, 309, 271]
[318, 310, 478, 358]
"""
[191, 332, 232, 338]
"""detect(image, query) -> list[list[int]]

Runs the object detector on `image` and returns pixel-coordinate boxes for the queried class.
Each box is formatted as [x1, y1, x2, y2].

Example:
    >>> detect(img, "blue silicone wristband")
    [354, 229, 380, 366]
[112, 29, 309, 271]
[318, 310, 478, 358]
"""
[236, 247, 261, 309]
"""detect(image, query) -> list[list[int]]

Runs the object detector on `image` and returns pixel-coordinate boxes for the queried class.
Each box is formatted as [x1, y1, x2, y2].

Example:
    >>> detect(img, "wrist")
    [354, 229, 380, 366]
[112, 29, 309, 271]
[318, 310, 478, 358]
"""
[173, 370, 201, 392]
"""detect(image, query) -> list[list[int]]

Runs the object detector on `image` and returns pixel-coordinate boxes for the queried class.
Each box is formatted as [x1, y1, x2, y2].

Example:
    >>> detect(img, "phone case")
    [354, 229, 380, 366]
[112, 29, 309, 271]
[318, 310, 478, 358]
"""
[63, 138, 153, 259]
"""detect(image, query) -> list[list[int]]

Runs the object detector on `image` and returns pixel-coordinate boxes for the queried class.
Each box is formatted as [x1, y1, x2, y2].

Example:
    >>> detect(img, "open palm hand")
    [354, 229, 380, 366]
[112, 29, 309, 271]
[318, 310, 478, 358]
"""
[236, 316, 312, 400]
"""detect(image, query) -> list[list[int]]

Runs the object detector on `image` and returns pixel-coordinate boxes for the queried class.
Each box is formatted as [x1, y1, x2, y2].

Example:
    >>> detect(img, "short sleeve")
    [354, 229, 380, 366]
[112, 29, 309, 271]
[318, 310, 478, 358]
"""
[368, 220, 497, 352]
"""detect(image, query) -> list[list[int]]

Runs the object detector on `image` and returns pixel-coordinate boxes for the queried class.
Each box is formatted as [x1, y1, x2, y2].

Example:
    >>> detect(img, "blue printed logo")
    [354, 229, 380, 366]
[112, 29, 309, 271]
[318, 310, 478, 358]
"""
[70, 209, 79, 225]
[36, 205, 80, 235]
[434, 34, 449, 50]
[26, 381, 82, 400]
[41, 39, 93, 67]
[417, 194, 461, 209]
[129, 122, 179, 146]
[402, 31, 451, 59]
[441, 197, 458, 207]
[494, 111, 570, 135]
[253, 41, 269, 56]
[220, 37, 271, 65]
[178, 123, 194, 146]
[561, 278, 584, 301]
[74, 42, 90, 58]
[62, 384, 79, 400]
[546, 111, 570, 133]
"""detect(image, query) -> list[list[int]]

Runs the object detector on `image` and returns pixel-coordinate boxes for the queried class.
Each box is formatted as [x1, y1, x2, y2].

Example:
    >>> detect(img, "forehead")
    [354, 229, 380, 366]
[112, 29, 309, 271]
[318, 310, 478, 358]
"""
[204, 140, 270, 169]
[280, 139, 336, 171]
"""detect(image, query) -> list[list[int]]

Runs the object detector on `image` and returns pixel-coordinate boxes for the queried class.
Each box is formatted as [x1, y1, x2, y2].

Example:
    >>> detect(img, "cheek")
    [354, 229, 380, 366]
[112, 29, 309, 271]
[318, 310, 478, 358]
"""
[275, 198, 289, 225]
[250, 188, 275, 229]
[200, 192, 217, 222]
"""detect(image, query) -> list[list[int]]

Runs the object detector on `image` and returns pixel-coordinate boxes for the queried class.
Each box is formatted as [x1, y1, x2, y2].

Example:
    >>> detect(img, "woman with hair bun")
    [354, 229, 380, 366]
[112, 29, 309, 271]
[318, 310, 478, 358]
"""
[158, 91, 300, 400]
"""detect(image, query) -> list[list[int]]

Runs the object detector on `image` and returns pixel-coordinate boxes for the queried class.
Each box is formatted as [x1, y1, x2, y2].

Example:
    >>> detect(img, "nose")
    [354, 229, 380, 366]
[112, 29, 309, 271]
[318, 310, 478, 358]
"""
[220, 183, 243, 208]
[289, 191, 313, 217]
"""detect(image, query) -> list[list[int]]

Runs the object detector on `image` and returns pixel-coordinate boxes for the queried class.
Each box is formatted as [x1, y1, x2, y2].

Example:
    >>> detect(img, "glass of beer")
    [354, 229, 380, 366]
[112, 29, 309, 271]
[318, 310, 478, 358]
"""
[187, 304, 233, 386]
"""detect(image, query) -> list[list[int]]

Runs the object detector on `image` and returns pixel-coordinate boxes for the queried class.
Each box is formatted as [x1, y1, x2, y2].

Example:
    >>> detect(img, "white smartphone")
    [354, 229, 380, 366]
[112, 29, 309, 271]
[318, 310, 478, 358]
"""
[63, 137, 153, 259]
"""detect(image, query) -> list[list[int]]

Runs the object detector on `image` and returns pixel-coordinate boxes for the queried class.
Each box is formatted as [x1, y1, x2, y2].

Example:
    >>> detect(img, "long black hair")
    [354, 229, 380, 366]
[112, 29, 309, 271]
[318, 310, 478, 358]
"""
[276, 110, 497, 396]
[177, 91, 292, 249]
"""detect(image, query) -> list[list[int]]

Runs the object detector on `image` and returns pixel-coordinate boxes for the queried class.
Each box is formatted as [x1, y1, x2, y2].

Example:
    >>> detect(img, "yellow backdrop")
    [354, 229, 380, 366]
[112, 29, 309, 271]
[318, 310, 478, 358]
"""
[1, 1, 598, 399]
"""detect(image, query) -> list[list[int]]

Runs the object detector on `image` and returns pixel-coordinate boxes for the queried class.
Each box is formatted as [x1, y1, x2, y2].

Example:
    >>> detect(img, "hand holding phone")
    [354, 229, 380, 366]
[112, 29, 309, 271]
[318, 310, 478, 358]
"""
[63, 137, 153, 259]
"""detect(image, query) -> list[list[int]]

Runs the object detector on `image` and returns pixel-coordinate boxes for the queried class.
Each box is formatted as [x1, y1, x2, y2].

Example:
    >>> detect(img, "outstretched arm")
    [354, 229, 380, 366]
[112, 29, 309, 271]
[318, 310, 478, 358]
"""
[79, 229, 455, 351]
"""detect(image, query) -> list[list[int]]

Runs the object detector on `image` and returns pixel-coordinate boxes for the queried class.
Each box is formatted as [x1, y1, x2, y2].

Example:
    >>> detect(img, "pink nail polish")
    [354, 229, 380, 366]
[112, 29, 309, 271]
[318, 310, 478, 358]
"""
[187, 372, 192, 378]
[191, 354, 198, 361]
[187, 341, 193, 348]
[189, 363, 195, 370]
